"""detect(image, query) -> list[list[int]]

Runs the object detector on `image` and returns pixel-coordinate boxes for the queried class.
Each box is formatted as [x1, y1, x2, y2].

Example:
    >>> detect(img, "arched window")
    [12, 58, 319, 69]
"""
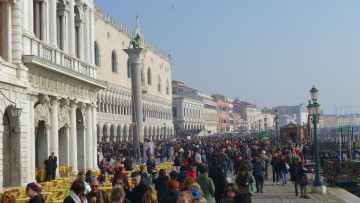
[94, 41, 100, 66]
[141, 69, 145, 85]
[56, 0, 66, 50]
[166, 80, 170, 95]
[111, 50, 117, 73]
[147, 67, 152, 85]
[127, 58, 131, 78]
[157, 75, 161, 92]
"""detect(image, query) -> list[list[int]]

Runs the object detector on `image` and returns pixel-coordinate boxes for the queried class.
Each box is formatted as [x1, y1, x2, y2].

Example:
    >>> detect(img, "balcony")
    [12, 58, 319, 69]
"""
[22, 34, 97, 80]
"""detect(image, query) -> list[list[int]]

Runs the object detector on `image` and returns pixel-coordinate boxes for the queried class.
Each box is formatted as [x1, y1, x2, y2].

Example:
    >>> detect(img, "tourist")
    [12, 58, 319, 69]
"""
[85, 179, 109, 203]
[234, 163, 255, 203]
[153, 169, 170, 200]
[177, 165, 189, 186]
[85, 170, 95, 183]
[159, 178, 180, 203]
[195, 165, 215, 203]
[50, 152, 57, 180]
[44, 156, 54, 182]
[192, 197, 206, 203]
[139, 164, 150, 187]
[109, 186, 129, 203]
[177, 191, 193, 203]
[208, 160, 226, 203]
[290, 157, 312, 199]
[63, 180, 88, 203]
[77, 171, 91, 194]
[146, 155, 156, 183]
[277, 153, 288, 186]
[221, 183, 239, 203]
[180, 176, 196, 191]
[217, 149, 229, 178]
[252, 157, 265, 193]
[1, 191, 16, 203]
[129, 172, 151, 203]
[141, 190, 158, 203]
[26, 182, 43, 203]
[270, 153, 280, 185]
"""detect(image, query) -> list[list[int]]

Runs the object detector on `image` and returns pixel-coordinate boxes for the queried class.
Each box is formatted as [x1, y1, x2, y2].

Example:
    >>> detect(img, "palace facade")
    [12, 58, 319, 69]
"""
[0, 0, 172, 189]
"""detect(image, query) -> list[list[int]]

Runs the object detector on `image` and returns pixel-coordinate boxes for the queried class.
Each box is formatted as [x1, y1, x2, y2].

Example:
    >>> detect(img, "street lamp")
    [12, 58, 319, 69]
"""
[0, 90, 22, 117]
[307, 85, 326, 193]
[274, 110, 279, 142]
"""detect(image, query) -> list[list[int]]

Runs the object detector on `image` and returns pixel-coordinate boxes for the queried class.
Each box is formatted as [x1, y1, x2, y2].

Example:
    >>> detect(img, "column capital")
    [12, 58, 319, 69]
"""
[123, 48, 147, 64]
[50, 96, 61, 105]
[70, 100, 78, 109]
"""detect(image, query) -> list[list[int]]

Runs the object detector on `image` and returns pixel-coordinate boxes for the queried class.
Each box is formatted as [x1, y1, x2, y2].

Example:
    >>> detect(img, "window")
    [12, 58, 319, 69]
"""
[111, 51, 117, 73]
[94, 41, 100, 66]
[147, 67, 152, 85]
[127, 58, 131, 78]
[172, 107, 177, 118]
[141, 69, 145, 85]
[33, 0, 44, 40]
[56, 1, 65, 50]
[166, 80, 170, 95]
[157, 75, 161, 92]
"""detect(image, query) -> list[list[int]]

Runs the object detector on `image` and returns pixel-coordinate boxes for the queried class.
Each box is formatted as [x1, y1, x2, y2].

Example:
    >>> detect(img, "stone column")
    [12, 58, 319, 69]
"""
[29, 0, 34, 34]
[83, 6, 90, 63]
[92, 104, 98, 169]
[123, 48, 146, 149]
[49, 0, 57, 47]
[89, 8, 95, 65]
[68, 0, 75, 55]
[28, 93, 37, 182]
[40, 1, 46, 42]
[69, 100, 78, 175]
[50, 96, 60, 177]
[11, 0, 23, 64]
[86, 104, 93, 169]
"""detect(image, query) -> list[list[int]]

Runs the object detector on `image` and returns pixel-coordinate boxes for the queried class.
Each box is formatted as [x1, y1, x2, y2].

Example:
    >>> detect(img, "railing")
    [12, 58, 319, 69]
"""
[323, 159, 360, 185]
[22, 34, 96, 78]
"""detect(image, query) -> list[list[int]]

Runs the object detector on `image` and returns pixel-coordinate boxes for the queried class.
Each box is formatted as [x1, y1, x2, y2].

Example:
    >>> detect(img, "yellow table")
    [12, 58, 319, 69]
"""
[16, 197, 29, 203]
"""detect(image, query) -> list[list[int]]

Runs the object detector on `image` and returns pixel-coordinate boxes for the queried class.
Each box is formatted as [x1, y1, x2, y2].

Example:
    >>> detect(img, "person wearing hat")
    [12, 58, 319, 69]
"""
[26, 182, 44, 203]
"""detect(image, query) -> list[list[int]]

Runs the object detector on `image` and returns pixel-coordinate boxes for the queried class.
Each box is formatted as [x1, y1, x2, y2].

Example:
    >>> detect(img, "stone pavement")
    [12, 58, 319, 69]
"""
[250, 167, 348, 203]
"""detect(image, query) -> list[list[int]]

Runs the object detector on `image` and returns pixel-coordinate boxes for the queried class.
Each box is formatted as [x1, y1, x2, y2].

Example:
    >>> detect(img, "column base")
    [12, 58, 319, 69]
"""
[311, 185, 327, 194]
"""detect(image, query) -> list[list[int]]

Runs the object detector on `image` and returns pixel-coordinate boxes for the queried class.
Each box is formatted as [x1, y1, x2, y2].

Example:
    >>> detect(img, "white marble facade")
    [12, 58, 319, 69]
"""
[0, 0, 173, 189]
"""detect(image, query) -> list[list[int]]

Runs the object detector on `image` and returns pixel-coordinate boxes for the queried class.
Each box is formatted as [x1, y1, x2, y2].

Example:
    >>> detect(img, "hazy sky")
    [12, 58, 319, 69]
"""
[94, 0, 360, 115]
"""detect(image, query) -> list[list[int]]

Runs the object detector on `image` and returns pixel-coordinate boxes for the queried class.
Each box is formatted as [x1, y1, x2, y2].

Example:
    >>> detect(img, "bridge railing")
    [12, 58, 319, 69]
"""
[323, 159, 360, 185]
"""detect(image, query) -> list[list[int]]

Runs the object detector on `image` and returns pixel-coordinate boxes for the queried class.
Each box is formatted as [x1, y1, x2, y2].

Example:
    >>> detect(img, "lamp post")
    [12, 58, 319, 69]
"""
[274, 110, 279, 143]
[0, 90, 22, 117]
[307, 85, 326, 193]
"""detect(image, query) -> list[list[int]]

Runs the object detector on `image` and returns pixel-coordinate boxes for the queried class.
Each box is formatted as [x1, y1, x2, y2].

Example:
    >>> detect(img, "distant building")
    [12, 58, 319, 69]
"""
[212, 94, 230, 133]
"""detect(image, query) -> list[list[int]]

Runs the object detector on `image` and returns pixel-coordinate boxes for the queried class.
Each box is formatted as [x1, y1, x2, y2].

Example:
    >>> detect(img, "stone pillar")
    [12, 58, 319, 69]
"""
[40, 1, 46, 42]
[69, 100, 78, 175]
[28, 94, 37, 182]
[92, 104, 98, 169]
[11, 0, 23, 64]
[123, 48, 146, 149]
[86, 104, 93, 169]
[83, 6, 90, 63]
[49, 0, 57, 46]
[29, 0, 34, 34]
[89, 8, 95, 65]
[68, 0, 75, 55]
[50, 96, 60, 177]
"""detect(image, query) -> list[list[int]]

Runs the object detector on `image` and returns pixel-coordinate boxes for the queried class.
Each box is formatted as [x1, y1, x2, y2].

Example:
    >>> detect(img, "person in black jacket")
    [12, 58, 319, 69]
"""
[146, 156, 156, 183]
[129, 172, 151, 203]
[159, 179, 180, 203]
[177, 165, 189, 186]
[153, 169, 170, 200]
[44, 156, 53, 181]
[208, 160, 226, 203]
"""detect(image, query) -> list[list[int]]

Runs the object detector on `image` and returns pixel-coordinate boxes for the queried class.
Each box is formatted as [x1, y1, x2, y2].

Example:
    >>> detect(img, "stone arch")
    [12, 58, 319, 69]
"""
[157, 126, 161, 139]
[96, 124, 101, 142]
[117, 125, 122, 142]
[123, 124, 128, 141]
[110, 124, 115, 143]
[76, 108, 86, 171]
[1, 106, 21, 187]
[102, 124, 108, 142]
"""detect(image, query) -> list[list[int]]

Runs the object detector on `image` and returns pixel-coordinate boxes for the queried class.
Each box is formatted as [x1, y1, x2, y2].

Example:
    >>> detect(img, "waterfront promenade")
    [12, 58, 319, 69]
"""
[250, 167, 359, 203]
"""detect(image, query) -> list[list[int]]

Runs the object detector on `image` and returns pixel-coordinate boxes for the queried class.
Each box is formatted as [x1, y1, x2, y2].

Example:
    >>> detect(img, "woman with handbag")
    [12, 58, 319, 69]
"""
[292, 157, 313, 199]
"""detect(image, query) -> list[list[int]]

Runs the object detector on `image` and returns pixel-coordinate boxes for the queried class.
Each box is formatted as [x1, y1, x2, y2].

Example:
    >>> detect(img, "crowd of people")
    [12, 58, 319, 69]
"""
[1, 134, 315, 203]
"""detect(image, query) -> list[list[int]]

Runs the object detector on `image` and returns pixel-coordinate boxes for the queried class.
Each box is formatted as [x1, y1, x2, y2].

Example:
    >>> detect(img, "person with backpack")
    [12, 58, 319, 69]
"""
[252, 157, 265, 193]
[235, 163, 255, 203]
